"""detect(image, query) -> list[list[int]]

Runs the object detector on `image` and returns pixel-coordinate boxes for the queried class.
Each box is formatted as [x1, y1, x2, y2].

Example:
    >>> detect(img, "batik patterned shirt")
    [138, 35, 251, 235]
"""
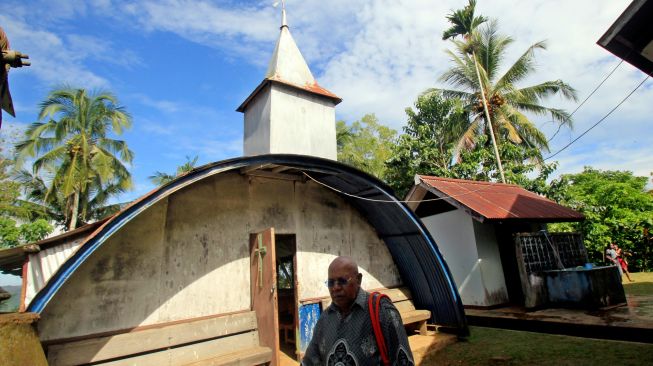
[302, 289, 414, 366]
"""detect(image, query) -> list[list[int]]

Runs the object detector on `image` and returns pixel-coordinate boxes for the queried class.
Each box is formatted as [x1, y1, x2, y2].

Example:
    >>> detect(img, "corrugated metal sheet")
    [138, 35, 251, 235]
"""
[417, 175, 584, 222]
[25, 238, 85, 306]
[0, 219, 107, 272]
[26, 155, 468, 334]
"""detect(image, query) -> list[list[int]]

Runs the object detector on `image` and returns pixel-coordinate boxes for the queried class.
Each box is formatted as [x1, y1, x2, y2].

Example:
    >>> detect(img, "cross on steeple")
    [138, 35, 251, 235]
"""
[274, 0, 287, 28]
[280, 0, 287, 28]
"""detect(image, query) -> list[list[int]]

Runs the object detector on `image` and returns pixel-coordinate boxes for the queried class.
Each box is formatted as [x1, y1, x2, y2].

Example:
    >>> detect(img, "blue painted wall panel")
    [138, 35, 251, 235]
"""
[299, 303, 321, 353]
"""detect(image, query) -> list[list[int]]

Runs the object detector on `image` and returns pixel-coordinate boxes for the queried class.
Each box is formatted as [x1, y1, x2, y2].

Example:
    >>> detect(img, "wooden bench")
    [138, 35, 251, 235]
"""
[46, 311, 272, 366]
[320, 287, 431, 336]
[377, 287, 431, 336]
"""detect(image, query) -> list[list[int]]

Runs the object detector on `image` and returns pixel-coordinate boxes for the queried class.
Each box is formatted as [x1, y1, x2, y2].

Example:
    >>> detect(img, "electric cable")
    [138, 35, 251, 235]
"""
[545, 74, 650, 161]
[303, 171, 506, 204]
[547, 59, 624, 143]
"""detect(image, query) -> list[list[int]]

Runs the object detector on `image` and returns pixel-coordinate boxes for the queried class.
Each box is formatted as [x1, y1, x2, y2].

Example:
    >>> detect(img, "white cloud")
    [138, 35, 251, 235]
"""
[0, 15, 108, 88]
[131, 94, 182, 114]
[177, 136, 242, 161]
[0, 122, 28, 158]
[0, 0, 145, 89]
[108, 0, 365, 67]
[119, 0, 280, 64]
[0, 273, 22, 286]
[66, 34, 144, 69]
[554, 140, 653, 178]
[138, 118, 177, 136]
[320, 0, 449, 126]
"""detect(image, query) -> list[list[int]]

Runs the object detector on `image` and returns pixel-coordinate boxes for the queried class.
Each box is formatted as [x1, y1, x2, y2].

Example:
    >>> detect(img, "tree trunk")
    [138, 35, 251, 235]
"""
[472, 51, 506, 183]
[68, 191, 79, 231]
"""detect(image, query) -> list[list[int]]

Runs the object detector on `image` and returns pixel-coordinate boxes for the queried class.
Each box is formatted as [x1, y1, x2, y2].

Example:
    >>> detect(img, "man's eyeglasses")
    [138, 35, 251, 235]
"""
[325, 277, 353, 288]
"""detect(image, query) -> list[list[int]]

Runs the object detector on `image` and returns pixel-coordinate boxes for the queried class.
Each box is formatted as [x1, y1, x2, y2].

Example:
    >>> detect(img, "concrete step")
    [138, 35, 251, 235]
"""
[409, 333, 457, 365]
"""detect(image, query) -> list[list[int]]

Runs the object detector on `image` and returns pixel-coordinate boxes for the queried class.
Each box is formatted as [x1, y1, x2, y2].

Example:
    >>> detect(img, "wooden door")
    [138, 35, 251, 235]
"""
[250, 228, 279, 366]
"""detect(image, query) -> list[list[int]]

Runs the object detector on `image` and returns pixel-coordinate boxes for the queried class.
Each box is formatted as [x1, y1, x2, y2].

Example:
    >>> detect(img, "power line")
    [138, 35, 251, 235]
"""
[303, 171, 499, 204]
[547, 59, 624, 143]
[545, 74, 650, 161]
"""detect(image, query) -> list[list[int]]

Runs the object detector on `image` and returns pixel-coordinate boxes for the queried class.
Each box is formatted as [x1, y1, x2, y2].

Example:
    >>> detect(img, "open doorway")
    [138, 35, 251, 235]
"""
[275, 234, 297, 363]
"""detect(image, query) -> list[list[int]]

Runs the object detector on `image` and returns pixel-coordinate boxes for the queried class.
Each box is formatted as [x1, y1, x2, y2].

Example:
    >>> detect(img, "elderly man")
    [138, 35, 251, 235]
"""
[302, 256, 414, 366]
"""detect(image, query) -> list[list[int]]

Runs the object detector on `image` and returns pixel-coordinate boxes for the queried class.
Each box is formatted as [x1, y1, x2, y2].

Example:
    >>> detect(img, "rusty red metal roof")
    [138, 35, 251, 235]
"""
[236, 77, 342, 112]
[269, 75, 341, 101]
[413, 175, 584, 222]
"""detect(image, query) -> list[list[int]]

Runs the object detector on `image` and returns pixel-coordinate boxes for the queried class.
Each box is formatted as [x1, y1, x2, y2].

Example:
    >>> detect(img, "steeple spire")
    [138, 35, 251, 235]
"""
[264, 11, 315, 87]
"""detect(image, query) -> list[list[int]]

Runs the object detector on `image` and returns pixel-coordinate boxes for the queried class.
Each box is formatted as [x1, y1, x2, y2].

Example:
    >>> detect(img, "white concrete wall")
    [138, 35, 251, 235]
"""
[422, 210, 486, 306]
[472, 221, 509, 305]
[243, 86, 272, 156]
[38, 172, 400, 341]
[422, 209, 508, 307]
[269, 84, 337, 160]
[243, 82, 337, 160]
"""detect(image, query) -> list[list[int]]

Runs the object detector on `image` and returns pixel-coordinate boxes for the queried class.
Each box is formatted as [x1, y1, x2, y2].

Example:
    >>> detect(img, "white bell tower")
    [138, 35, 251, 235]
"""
[237, 2, 341, 160]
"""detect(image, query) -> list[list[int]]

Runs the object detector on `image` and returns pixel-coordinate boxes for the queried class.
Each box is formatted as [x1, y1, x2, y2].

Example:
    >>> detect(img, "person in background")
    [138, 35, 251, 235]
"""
[605, 243, 622, 277]
[614, 243, 634, 282]
[302, 256, 414, 366]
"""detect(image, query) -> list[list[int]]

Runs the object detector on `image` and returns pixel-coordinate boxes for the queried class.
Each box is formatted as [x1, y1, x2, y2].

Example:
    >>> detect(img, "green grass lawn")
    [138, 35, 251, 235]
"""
[424, 272, 653, 366]
[623, 271, 653, 296]
[425, 326, 653, 366]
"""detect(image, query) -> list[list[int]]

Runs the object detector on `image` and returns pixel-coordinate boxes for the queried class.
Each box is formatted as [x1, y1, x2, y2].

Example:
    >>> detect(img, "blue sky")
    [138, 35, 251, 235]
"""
[1, 0, 651, 211]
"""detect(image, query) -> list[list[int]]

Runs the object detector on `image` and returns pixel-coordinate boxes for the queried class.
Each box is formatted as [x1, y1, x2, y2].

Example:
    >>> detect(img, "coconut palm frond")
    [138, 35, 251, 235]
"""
[503, 106, 550, 150]
[495, 41, 547, 91]
[509, 80, 578, 104]
[475, 21, 513, 82]
[442, 0, 488, 41]
[453, 119, 481, 162]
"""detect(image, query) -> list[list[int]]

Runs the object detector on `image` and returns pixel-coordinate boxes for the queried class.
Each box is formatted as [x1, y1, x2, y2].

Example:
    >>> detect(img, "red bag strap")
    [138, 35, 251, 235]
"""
[369, 291, 391, 366]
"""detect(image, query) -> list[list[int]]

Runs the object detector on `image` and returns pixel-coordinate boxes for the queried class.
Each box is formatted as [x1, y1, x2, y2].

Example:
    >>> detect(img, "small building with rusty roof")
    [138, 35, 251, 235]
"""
[406, 175, 587, 308]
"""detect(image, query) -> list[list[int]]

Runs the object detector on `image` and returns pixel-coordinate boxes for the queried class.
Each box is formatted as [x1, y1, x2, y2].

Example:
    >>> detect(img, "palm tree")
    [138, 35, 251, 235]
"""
[149, 155, 199, 186]
[336, 120, 354, 152]
[435, 1, 577, 182]
[15, 87, 133, 230]
[440, 0, 506, 181]
[14, 168, 127, 227]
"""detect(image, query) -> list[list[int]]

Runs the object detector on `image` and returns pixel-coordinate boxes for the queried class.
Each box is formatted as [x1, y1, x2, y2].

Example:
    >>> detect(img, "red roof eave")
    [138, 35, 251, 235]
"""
[236, 77, 342, 112]
[415, 175, 584, 222]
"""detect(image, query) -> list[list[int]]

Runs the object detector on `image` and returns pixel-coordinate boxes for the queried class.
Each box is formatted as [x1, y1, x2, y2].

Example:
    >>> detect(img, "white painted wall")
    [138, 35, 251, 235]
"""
[243, 86, 272, 156]
[38, 172, 400, 341]
[422, 209, 507, 307]
[422, 210, 485, 306]
[243, 83, 337, 160]
[472, 221, 509, 305]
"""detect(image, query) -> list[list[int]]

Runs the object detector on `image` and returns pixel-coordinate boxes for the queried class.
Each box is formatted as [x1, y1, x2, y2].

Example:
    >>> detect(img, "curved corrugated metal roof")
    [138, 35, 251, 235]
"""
[27, 155, 467, 334]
